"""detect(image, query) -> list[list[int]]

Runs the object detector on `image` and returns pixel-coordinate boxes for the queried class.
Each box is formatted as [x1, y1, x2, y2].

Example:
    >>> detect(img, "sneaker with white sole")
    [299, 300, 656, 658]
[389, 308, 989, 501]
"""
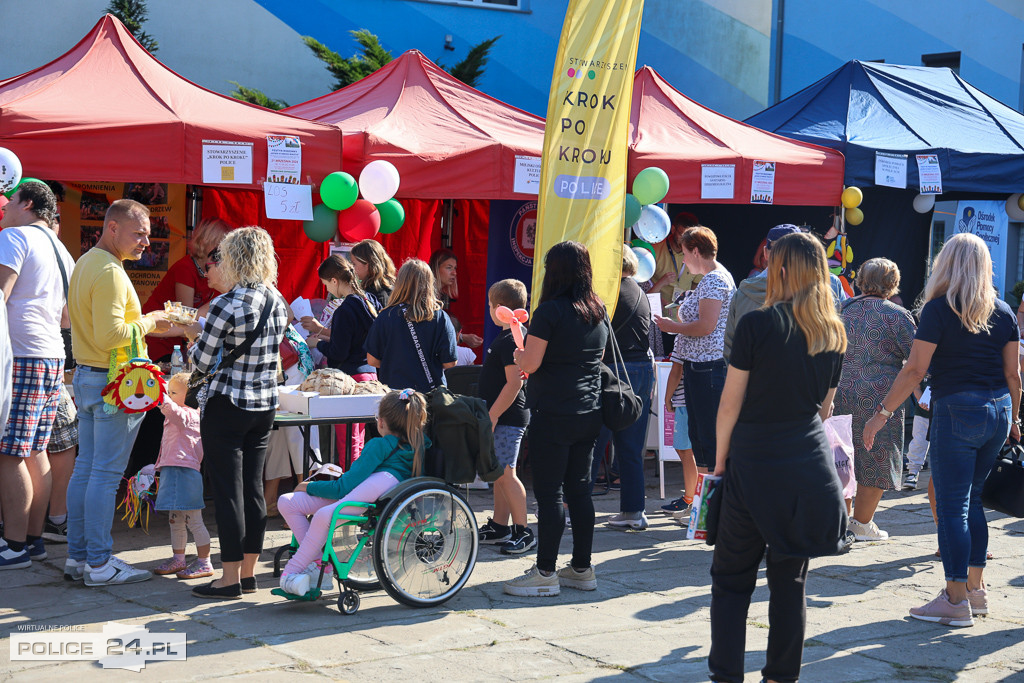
[499, 526, 537, 555]
[909, 589, 974, 627]
[967, 587, 988, 616]
[671, 505, 694, 526]
[607, 512, 649, 530]
[902, 472, 919, 491]
[660, 496, 688, 515]
[280, 571, 311, 597]
[479, 518, 512, 544]
[557, 563, 597, 591]
[848, 518, 889, 541]
[27, 538, 47, 561]
[0, 540, 31, 570]
[503, 565, 560, 597]
[305, 562, 333, 593]
[64, 558, 84, 581]
[43, 518, 68, 543]
[84, 557, 153, 586]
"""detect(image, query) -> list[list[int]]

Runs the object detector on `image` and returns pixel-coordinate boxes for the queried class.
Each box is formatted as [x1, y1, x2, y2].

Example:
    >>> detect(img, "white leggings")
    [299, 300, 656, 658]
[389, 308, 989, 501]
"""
[168, 510, 211, 551]
[278, 471, 400, 575]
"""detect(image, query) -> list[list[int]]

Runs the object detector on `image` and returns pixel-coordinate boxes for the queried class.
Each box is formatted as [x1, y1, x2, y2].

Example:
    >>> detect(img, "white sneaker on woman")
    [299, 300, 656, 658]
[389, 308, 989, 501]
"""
[280, 572, 310, 597]
[848, 518, 889, 541]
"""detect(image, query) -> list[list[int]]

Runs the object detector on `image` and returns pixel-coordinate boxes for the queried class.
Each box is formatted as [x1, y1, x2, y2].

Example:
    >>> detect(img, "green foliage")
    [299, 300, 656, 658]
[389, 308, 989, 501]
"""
[106, 0, 158, 53]
[443, 35, 501, 87]
[228, 82, 288, 110]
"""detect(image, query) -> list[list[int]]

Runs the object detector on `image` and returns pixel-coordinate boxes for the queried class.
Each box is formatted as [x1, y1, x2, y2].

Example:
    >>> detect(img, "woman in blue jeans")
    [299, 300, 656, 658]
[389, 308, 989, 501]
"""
[593, 246, 655, 529]
[865, 233, 1021, 627]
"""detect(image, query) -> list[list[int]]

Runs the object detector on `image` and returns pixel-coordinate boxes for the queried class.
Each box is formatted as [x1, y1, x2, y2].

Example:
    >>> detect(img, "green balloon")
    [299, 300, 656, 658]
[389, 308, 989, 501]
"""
[376, 199, 405, 234]
[302, 204, 338, 242]
[633, 167, 670, 205]
[4, 177, 43, 199]
[624, 193, 642, 227]
[320, 171, 358, 211]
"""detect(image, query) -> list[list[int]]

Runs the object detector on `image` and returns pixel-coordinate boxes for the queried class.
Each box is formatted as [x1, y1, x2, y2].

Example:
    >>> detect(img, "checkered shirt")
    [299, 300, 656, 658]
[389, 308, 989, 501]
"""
[189, 285, 288, 412]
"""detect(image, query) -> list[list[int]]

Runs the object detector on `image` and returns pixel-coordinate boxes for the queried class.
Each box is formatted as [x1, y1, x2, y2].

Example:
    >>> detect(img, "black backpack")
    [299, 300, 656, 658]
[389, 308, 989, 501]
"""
[423, 386, 502, 484]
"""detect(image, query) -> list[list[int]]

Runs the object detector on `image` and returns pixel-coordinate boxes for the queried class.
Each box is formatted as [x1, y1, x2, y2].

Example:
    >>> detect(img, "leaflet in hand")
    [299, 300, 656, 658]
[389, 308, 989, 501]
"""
[307, 462, 343, 481]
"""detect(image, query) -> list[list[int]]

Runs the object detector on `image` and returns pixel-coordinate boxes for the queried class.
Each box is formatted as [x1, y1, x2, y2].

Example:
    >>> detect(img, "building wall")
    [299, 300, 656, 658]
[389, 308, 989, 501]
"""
[775, 0, 1024, 110]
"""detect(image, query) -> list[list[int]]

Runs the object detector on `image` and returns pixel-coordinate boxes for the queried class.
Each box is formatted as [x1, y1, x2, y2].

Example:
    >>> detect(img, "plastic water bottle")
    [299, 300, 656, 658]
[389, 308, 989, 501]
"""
[170, 345, 185, 376]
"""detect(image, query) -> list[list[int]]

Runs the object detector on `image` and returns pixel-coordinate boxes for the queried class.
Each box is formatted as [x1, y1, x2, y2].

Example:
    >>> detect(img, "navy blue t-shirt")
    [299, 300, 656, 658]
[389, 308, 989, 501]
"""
[478, 328, 529, 427]
[915, 296, 1019, 400]
[316, 294, 375, 376]
[365, 306, 457, 394]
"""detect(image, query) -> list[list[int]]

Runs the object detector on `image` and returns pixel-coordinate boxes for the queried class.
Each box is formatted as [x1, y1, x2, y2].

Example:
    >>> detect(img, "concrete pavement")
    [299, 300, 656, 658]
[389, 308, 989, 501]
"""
[2, 464, 1023, 682]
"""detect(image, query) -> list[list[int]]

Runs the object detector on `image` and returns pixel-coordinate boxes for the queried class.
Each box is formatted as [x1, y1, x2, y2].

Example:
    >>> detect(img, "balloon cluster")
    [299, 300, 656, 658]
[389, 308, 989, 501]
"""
[841, 186, 864, 225]
[303, 160, 404, 243]
[0, 147, 24, 197]
[1006, 194, 1024, 221]
[624, 167, 671, 282]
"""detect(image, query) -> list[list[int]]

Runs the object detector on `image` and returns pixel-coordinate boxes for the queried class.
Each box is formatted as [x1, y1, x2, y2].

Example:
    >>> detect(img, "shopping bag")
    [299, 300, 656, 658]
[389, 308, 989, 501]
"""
[823, 414, 857, 500]
[982, 441, 1024, 517]
[686, 473, 722, 541]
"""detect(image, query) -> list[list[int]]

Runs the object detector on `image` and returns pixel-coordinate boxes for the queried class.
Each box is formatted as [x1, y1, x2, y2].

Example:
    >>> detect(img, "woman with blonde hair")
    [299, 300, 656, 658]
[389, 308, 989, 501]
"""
[350, 239, 396, 308]
[365, 259, 457, 394]
[187, 227, 289, 599]
[710, 232, 847, 682]
[833, 258, 916, 541]
[865, 233, 1020, 627]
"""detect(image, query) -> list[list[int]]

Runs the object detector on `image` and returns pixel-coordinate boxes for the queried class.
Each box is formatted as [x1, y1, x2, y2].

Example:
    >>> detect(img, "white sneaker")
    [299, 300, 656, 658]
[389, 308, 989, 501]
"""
[305, 562, 333, 593]
[466, 475, 489, 490]
[607, 512, 649, 530]
[84, 556, 153, 586]
[280, 571, 310, 597]
[503, 565, 560, 597]
[848, 518, 890, 541]
[64, 558, 85, 581]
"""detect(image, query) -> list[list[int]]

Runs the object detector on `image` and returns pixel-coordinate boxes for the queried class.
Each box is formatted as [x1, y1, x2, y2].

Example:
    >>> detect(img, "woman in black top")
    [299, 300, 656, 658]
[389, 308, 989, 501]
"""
[503, 241, 608, 598]
[710, 233, 847, 682]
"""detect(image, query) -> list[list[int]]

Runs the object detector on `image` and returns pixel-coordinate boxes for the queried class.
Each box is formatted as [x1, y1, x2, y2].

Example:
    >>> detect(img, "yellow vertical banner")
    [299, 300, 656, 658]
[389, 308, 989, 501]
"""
[532, 0, 645, 313]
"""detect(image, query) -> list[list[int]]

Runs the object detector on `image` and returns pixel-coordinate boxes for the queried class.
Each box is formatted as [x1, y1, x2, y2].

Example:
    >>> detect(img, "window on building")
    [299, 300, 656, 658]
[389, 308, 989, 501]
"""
[411, 0, 524, 9]
[922, 51, 961, 74]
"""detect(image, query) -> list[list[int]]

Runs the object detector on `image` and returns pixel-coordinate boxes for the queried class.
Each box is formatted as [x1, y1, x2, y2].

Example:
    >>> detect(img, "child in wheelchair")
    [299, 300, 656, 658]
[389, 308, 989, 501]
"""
[277, 388, 428, 597]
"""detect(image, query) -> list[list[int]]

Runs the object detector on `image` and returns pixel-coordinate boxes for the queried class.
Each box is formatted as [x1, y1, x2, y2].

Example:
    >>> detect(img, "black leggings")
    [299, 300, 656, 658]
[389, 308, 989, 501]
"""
[202, 393, 275, 563]
[528, 410, 602, 573]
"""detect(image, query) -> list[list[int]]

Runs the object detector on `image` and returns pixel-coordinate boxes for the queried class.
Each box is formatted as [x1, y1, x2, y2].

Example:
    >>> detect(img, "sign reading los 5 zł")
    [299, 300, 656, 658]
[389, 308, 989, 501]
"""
[531, 0, 645, 313]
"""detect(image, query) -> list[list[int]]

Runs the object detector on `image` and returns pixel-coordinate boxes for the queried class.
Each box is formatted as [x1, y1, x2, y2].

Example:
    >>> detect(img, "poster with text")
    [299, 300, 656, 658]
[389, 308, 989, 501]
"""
[749, 160, 776, 204]
[202, 140, 254, 185]
[267, 135, 302, 184]
[55, 181, 187, 304]
[955, 200, 1008, 297]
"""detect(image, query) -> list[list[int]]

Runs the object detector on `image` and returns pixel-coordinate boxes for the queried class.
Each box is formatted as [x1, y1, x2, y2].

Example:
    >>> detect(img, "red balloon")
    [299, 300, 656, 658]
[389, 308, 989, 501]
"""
[337, 199, 381, 242]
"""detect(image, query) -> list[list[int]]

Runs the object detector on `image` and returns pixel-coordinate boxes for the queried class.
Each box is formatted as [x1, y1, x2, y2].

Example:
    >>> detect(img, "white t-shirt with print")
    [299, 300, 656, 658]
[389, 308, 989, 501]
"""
[674, 265, 735, 363]
[0, 225, 76, 358]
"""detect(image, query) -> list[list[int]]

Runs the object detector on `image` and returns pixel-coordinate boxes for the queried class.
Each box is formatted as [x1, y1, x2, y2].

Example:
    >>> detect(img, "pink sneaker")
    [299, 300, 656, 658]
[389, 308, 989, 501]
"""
[909, 590, 974, 627]
[153, 557, 187, 575]
[967, 587, 988, 616]
[177, 558, 214, 580]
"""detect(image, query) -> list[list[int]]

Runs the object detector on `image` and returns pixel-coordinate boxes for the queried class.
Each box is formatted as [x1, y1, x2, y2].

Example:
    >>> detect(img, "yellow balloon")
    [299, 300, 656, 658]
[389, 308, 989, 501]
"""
[841, 187, 863, 209]
[1018, 194, 1024, 211]
[845, 207, 864, 225]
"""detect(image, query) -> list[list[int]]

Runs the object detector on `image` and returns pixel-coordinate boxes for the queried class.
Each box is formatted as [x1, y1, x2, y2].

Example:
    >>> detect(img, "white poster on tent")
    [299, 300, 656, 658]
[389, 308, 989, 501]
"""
[267, 135, 302, 184]
[916, 154, 942, 194]
[750, 160, 776, 204]
[701, 164, 735, 199]
[955, 200, 1008, 297]
[874, 151, 907, 189]
[202, 140, 253, 185]
[514, 156, 542, 195]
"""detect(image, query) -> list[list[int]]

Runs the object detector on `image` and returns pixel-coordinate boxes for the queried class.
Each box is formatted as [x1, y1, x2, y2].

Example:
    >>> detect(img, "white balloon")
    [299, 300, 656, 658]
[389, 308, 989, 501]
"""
[1006, 194, 1024, 221]
[358, 160, 401, 204]
[0, 147, 23, 195]
[633, 204, 671, 244]
[633, 247, 655, 282]
[912, 193, 935, 214]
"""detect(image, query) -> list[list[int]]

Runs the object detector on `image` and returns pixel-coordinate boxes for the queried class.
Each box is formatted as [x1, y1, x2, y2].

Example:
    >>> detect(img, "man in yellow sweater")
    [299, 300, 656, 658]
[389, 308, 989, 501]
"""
[65, 199, 170, 586]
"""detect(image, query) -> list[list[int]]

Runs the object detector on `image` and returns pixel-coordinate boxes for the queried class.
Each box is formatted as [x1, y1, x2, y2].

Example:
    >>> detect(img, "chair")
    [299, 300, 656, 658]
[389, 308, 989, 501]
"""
[444, 365, 482, 398]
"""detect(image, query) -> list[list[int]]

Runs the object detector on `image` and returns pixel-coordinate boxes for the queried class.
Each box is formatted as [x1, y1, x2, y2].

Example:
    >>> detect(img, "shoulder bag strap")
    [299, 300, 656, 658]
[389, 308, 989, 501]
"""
[612, 285, 644, 335]
[402, 305, 434, 387]
[604, 313, 634, 392]
[29, 224, 69, 302]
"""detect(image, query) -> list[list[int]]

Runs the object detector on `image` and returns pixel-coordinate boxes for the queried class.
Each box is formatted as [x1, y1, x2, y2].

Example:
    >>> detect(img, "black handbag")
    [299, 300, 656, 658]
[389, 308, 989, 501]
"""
[600, 316, 643, 432]
[981, 440, 1024, 518]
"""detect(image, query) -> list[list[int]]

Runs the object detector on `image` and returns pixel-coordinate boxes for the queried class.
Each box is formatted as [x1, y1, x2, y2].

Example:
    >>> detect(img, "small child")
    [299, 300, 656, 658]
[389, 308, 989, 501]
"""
[277, 388, 428, 596]
[153, 373, 213, 579]
[662, 333, 698, 524]
[476, 279, 534, 554]
[903, 377, 931, 491]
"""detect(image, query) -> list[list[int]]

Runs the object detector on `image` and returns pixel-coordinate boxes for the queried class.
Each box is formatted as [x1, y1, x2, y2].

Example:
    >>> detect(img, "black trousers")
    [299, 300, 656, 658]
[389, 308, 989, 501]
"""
[202, 393, 275, 563]
[528, 410, 602, 573]
[709, 468, 809, 683]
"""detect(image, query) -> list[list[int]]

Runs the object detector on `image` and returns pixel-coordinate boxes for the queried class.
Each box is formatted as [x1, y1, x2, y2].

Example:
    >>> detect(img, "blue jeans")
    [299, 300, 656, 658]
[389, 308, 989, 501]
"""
[684, 358, 728, 469]
[591, 361, 655, 513]
[67, 368, 145, 566]
[929, 389, 1011, 583]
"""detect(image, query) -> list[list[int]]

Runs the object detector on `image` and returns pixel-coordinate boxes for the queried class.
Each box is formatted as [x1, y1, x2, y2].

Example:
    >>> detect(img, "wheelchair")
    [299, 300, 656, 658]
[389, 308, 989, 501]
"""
[271, 477, 479, 614]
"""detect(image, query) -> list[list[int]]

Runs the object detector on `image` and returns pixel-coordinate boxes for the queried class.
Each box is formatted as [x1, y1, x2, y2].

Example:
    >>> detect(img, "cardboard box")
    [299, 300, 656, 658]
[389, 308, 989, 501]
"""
[278, 385, 382, 419]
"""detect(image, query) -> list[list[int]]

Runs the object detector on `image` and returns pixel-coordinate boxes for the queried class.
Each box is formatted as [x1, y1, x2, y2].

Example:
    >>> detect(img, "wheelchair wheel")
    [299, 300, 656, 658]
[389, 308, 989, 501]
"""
[331, 521, 379, 591]
[338, 589, 360, 615]
[372, 480, 478, 608]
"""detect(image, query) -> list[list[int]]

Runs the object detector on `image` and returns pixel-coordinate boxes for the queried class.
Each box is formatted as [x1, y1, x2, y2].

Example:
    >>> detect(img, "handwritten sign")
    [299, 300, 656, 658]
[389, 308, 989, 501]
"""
[202, 140, 253, 185]
[264, 182, 313, 220]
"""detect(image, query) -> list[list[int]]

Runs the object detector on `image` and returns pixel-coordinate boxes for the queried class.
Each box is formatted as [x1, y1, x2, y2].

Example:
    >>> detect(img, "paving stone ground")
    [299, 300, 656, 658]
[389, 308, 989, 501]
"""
[2, 462, 1023, 682]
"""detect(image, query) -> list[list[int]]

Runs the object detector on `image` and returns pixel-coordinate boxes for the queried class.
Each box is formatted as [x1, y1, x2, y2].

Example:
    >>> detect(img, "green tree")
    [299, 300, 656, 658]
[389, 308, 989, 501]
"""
[228, 82, 288, 110]
[304, 29, 500, 91]
[106, 0, 158, 53]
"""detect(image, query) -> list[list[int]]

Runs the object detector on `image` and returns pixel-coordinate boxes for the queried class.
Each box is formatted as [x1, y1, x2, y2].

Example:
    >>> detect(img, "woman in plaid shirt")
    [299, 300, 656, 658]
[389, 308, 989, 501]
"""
[187, 227, 288, 600]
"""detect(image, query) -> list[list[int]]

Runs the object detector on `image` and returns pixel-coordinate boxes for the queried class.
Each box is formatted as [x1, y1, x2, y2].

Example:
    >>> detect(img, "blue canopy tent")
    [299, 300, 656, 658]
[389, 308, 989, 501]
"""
[746, 61, 1024, 304]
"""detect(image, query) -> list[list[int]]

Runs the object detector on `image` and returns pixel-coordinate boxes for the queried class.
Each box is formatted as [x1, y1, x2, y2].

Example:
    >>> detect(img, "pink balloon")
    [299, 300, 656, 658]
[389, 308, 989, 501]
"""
[496, 306, 529, 350]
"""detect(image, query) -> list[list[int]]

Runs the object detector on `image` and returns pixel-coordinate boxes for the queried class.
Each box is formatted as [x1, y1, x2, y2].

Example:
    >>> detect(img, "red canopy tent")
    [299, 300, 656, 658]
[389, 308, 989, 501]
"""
[0, 15, 345, 300]
[628, 67, 845, 205]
